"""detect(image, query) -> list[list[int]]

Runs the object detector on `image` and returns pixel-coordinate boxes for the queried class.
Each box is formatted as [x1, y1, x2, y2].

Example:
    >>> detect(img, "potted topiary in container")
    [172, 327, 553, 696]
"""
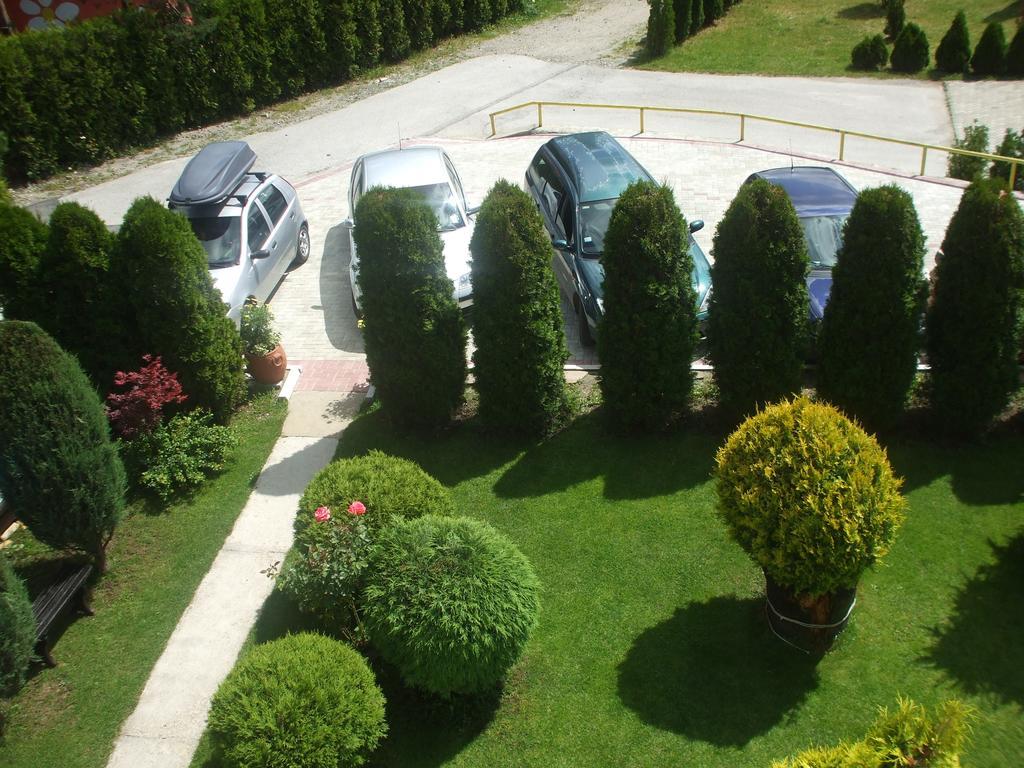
[240, 301, 287, 385]
[714, 397, 906, 654]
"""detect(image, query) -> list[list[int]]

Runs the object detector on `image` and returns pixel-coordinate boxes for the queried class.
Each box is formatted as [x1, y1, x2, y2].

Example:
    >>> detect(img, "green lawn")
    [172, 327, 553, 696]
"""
[640, 1, 1021, 77]
[203, 403, 1024, 767]
[1, 393, 288, 768]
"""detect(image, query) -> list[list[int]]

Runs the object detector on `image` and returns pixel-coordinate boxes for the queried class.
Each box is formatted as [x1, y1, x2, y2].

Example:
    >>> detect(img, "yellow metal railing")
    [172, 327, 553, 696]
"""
[488, 100, 1021, 190]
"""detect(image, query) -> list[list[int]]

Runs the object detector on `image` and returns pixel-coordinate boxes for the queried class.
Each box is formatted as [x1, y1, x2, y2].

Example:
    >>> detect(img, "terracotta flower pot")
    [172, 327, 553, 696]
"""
[246, 344, 287, 385]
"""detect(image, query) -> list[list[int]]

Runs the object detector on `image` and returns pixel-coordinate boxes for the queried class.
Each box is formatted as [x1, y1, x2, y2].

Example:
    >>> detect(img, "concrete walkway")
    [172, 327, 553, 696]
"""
[105, 386, 365, 768]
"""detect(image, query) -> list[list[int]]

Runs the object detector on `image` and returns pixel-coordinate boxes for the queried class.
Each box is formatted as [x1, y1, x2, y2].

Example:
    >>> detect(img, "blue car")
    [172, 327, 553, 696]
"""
[743, 167, 858, 320]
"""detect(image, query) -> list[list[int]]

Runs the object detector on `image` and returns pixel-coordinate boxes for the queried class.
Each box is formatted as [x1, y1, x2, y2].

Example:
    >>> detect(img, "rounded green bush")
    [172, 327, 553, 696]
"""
[884, 0, 905, 40]
[673, 0, 692, 43]
[935, 10, 971, 75]
[0, 553, 35, 696]
[0, 203, 48, 321]
[851, 34, 889, 71]
[645, 0, 675, 58]
[363, 515, 540, 696]
[715, 397, 905, 596]
[208, 633, 387, 768]
[891, 22, 930, 73]
[972, 21, 1008, 77]
[1008, 23, 1024, 76]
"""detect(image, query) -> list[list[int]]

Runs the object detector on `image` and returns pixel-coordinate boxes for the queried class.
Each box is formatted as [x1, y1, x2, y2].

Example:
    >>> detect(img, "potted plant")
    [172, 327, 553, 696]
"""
[240, 301, 287, 385]
[714, 397, 906, 653]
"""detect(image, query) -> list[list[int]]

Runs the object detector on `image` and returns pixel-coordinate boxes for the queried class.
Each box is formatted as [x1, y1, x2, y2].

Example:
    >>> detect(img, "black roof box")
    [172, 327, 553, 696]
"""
[169, 141, 257, 206]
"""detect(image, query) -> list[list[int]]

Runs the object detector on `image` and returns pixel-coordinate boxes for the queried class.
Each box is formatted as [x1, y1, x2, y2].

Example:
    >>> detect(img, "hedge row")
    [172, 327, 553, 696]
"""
[0, 0, 524, 182]
[646, 0, 740, 58]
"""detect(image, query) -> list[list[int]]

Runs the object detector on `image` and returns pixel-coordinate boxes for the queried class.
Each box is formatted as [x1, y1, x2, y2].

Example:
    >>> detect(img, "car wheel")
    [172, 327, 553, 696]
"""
[290, 224, 310, 268]
[576, 297, 594, 347]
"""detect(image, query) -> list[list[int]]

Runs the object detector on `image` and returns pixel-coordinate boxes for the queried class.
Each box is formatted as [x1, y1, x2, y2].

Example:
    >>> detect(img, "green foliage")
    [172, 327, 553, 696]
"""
[926, 178, 1024, 435]
[689, 0, 704, 36]
[935, 10, 971, 74]
[817, 186, 927, 432]
[646, 0, 675, 58]
[0, 132, 9, 206]
[115, 197, 245, 421]
[990, 127, 1024, 192]
[850, 34, 889, 71]
[295, 451, 453, 536]
[0, 203, 47, 320]
[124, 410, 236, 500]
[673, 0, 692, 43]
[470, 180, 569, 436]
[883, 0, 904, 40]
[891, 22, 929, 73]
[707, 179, 809, 423]
[0, 321, 125, 568]
[352, 187, 467, 430]
[239, 302, 281, 357]
[947, 120, 989, 180]
[363, 515, 540, 695]
[772, 697, 974, 768]
[703, 0, 724, 26]
[598, 180, 697, 431]
[972, 21, 1008, 76]
[1008, 22, 1024, 76]
[715, 397, 905, 597]
[0, 553, 35, 696]
[209, 633, 387, 768]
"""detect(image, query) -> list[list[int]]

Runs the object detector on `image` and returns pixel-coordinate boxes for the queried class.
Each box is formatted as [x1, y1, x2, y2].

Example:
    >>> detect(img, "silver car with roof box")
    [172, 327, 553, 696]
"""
[345, 145, 478, 313]
[169, 141, 310, 324]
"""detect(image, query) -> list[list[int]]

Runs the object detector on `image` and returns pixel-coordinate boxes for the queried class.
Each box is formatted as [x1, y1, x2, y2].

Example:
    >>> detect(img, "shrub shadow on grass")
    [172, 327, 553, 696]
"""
[888, 436, 1024, 506]
[493, 409, 716, 500]
[985, 2, 1022, 23]
[924, 533, 1024, 705]
[837, 2, 885, 19]
[617, 595, 819, 746]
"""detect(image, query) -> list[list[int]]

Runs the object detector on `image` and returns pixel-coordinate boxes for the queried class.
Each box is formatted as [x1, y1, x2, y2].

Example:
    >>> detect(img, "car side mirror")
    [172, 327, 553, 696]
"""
[466, 205, 481, 216]
[341, 218, 354, 229]
[251, 249, 271, 260]
[689, 219, 704, 234]
[552, 238, 569, 250]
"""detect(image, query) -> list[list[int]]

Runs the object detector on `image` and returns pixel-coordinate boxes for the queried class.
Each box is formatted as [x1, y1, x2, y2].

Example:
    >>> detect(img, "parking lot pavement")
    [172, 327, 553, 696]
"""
[270, 132, 969, 363]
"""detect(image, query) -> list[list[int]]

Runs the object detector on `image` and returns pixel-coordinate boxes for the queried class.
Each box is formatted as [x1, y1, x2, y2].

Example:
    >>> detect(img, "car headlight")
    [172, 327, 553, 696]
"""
[596, 297, 604, 315]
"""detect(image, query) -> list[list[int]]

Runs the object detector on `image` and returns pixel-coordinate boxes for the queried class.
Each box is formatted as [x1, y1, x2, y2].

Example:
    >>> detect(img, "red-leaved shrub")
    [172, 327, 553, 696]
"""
[106, 355, 187, 439]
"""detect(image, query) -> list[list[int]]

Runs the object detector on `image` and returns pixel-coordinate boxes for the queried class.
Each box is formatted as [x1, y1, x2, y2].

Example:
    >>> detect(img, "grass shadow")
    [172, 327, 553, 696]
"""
[985, 1, 1022, 23]
[888, 436, 1024, 505]
[923, 533, 1024, 705]
[836, 2, 885, 19]
[617, 595, 819, 746]
[493, 409, 717, 500]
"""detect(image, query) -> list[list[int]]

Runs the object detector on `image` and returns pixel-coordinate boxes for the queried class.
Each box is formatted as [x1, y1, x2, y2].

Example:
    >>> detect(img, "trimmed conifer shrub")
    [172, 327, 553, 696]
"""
[891, 22, 930, 73]
[972, 21, 1008, 76]
[690, 0, 704, 35]
[674, 0, 692, 42]
[470, 181, 569, 436]
[703, 0, 723, 26]
[0, 202, 48, 322]
[0, 553, 35, 696]
[884, 0, 905, 40]
[352, 187, 467, 430]
[851, 34, 889, 71]
[363, 515, 540, 696]
[935, 10, 971, 74]
[990, 128, 1024, 192]
[948, 120, 990, 180]
[1008, 22, 1024, 76]
[645, 0, 675, 58]
[0, 321, 125, 571]
[926, 178, 1024, 435]
[115, 197, 245, 422]
[708, 180, 809, 422]
[209, 633, 387, 768]
[817, 186, 927, 431]
[598, 180, 697, 431]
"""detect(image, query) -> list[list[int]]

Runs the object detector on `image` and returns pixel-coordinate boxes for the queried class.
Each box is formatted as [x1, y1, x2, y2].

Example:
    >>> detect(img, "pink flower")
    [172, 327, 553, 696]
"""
[348, 500, 366, 516]
[314, 506, 331, 523]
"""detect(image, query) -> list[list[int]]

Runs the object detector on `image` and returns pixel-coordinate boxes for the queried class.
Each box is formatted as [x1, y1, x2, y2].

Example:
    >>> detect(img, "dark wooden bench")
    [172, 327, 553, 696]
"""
[32, 561, 94, 667]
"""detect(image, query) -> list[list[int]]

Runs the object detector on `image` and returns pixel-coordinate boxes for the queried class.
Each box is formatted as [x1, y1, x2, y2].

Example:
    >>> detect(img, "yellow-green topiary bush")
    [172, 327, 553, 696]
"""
[715, 397, 905, 597]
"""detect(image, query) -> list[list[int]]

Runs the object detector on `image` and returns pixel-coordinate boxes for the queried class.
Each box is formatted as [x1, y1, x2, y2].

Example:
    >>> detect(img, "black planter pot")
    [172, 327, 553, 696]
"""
[764, 571, 857, 655]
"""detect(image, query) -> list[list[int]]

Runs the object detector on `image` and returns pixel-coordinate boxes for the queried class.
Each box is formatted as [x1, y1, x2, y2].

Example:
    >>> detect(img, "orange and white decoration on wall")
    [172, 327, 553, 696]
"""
[1, 0, 190, 33]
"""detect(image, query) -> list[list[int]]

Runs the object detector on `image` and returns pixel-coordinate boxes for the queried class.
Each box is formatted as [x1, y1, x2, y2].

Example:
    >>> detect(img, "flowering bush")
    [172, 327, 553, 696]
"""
[278, 501, 373, 635]
[106, 355, 187, 439]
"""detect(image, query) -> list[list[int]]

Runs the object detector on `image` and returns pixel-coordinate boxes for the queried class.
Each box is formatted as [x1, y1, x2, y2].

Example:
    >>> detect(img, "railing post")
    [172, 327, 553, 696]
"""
[920, 146, 928, 177]
[537, 102, 543, 130]
[490, 113, 496, 138]
[839, 131, 846, 161]
[640, 107, 645, 134]
[1011, 160, 1019, 192]
[740, 114, 745, 142]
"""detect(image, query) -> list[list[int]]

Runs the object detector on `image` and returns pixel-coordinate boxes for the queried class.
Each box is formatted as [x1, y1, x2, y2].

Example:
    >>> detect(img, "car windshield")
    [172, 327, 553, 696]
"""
[800, 215, 847, 268]
[408, 183, 464, 231]
[187, 216, 242, 267]
[579, 199, 616, 256]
